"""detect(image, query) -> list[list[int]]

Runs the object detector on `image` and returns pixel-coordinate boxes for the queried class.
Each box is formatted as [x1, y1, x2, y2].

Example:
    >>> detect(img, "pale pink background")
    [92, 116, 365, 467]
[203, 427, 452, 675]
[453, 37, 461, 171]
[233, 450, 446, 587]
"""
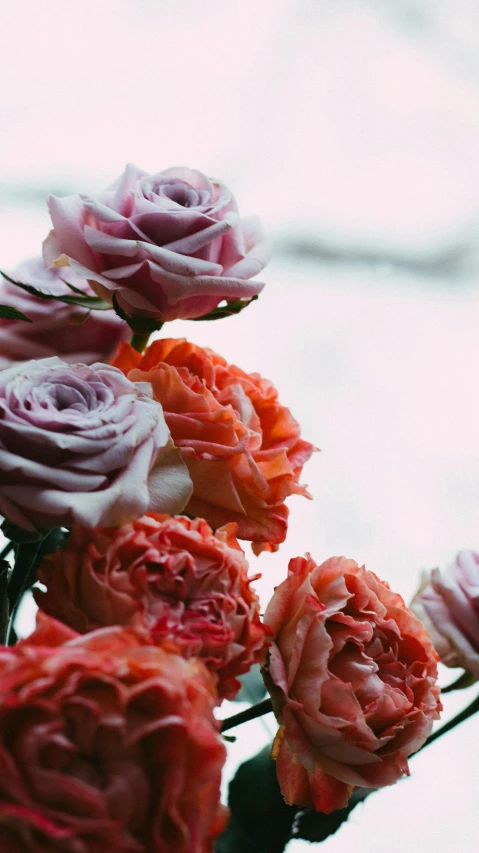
[1, 1, 479, 849]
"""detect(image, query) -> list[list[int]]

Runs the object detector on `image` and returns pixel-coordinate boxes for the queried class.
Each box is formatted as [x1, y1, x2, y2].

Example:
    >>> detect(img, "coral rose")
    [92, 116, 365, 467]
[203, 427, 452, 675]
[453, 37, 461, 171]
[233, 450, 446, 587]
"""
[43, 164, 269, 323]
[0, 256, 128, 368]
[35, 514, 266, 699]
[262, 555, 441, 813]
[112, 339, 315, 553]
[411, 550, 479, 677]
[0, 613, 226, 853]
[0, 357, 192, 531]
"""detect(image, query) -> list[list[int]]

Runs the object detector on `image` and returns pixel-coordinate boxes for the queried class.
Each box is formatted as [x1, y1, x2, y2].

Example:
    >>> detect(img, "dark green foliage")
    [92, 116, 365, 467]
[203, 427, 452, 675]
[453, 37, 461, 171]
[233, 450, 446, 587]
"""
[233, 665, 268, 704]
[293, 788, 370, 844]
[217, 745, 371, 852]
[112, 291, 163, 334]
[0, 304, 32, 322]
[217, 746, 296, 853]
[190, 295, 258, 321]
[0, 271, 111, 310]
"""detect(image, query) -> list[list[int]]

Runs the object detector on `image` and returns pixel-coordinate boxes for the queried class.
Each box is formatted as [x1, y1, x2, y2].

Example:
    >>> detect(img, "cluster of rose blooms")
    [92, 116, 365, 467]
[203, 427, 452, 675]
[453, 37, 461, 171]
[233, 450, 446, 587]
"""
[0, 165, 476, 852]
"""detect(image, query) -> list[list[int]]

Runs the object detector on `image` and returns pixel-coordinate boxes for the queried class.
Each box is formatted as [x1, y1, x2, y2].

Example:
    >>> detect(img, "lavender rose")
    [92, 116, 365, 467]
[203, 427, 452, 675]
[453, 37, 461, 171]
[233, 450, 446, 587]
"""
[0, 256, 129, 368]
[0, 357, 192, 531]
[412, 550, 479, 677]
[43, 164, 269, 323]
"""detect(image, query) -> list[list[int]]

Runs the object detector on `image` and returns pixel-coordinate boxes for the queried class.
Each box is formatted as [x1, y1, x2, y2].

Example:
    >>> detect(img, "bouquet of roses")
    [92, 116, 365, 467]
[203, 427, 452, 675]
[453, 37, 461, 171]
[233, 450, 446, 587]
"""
[0, 164, 475, 853]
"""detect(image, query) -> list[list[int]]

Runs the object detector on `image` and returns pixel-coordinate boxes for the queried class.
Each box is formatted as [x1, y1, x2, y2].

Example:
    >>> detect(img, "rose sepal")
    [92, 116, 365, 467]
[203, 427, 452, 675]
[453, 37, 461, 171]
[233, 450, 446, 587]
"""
[0, 270, 111, 310]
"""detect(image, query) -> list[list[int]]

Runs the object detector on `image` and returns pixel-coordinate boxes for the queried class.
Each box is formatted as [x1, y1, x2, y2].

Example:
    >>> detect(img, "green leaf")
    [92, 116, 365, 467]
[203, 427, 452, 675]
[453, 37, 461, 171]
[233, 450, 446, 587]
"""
[0, 304, 32, 322]
[37, 527, 69, 560]
[60, 278, 89, 296]
[112, 291, 163, 334]
[0, 560, 9, 645]
[5, 526, 69, 646]
[441, 670, 478, 693]
[217, 744, 373, 852]
[189, 295, 258, 322]
[233, 665, 268, 704]
[293, 788, 370, 844]
[215, 813, 259, 853]
[68, 310, 92, 326]
[0, 271, 112, 310]
[218, 746, 296, 853]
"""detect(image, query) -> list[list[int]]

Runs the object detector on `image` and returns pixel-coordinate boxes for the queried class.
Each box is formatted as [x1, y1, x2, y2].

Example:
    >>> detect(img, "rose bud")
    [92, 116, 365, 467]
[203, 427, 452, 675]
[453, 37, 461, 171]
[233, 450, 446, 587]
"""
[262, 555, 441, 813]
[411, 550, 479, 677]
[35, 514, 266, 700]
[0, 357, 192, 531]
[0, 613, 226, 853]
[43, 164, 269, 323]
[113, 339, 315, 553]
[0, 256, 128, 368]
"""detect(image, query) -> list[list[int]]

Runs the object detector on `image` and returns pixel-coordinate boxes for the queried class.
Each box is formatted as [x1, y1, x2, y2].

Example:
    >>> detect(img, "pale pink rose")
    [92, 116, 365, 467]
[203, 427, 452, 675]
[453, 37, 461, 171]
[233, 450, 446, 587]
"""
[262, 555, 441, 813]
[43, 164, 269, 323]
[0, 256, 129, 368]
[0, 357, 192, 531]
[0, 613, 226, 853]
[412, 550, 479, 677]
[35, 514, 266, 699]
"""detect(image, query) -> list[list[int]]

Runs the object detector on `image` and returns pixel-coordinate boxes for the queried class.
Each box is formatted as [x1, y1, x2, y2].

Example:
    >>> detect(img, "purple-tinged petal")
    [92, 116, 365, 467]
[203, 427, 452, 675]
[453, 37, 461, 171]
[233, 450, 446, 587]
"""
[46, 195, 98, 269]
[163, 214, 238, 255]
[83, 225, 140, 257]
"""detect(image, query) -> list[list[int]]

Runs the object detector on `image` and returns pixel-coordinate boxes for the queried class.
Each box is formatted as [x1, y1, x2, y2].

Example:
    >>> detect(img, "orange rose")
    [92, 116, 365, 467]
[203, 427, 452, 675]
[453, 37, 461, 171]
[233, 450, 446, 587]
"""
[113, 339, 315, 553]
[262, 555, 441, 813]
[35, 514, 266, 699]
[0, 614, 226, 852]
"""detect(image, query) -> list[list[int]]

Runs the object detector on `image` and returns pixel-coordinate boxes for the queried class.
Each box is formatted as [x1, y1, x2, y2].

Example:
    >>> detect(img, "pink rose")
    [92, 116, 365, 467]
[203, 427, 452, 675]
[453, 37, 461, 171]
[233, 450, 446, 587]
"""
[35, 514, 266, 699]
[412, 550, 479, 677]
[0, 613, 226, 853]
[0, 256, 129, 368]
[262, 555, 441, 813]
[43, 164, 269, 323]
[0, 357, 192, 531]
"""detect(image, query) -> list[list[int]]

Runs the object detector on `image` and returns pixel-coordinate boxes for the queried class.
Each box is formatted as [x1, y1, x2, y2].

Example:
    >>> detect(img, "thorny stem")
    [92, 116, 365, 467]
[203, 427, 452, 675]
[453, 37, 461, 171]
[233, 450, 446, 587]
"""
[417, 691, 479, 754]
[220, 690, 479, 756]
[441, 671, 477, 694]
[221, 699, 273, 732]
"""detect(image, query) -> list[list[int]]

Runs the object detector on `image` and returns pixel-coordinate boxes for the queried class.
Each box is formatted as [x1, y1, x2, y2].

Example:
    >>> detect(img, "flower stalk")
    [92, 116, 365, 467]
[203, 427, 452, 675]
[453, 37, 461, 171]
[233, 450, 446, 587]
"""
[220, 689, 479, 758]
[221, 698, 273, 732]
[130, 331, 152, 352]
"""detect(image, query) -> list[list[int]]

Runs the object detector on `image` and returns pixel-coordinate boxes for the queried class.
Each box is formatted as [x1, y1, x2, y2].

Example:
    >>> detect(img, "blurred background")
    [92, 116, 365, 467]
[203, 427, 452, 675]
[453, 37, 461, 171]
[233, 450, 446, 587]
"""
[2, 0, 479, 849]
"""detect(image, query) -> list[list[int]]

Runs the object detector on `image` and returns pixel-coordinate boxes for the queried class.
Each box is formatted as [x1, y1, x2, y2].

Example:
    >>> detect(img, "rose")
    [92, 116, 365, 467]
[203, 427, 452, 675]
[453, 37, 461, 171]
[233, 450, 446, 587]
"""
[262, 555, 441, 813]
[0, 613, 226, 853]
[43, 164, 269, 323]
[0, 357, 192, 531]
[0, 256, 129, 368]
[112, 339, 315, 553]
[35, 514, 266, 699]
[411, 550, 479, 677]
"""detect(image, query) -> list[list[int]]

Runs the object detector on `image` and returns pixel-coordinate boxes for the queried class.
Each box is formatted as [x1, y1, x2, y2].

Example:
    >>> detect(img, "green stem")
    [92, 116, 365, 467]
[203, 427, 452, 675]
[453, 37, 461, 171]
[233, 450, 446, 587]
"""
[417, 691, 479, 753]
[7, 536, 47, 645]
[0, 541, 13, 561]
[221, 699, 273, 732]
[441, 670, 477, 693]
[130, 331, 152, 353]
[220, 689, 479, 755]
[0, 561, 9, 645]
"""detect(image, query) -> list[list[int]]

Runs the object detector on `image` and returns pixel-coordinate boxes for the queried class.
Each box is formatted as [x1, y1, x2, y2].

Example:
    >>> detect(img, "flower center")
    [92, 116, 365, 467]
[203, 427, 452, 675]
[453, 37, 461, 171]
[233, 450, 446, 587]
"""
[34, 377, 97, 414]
[160, 181, 200, 207]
